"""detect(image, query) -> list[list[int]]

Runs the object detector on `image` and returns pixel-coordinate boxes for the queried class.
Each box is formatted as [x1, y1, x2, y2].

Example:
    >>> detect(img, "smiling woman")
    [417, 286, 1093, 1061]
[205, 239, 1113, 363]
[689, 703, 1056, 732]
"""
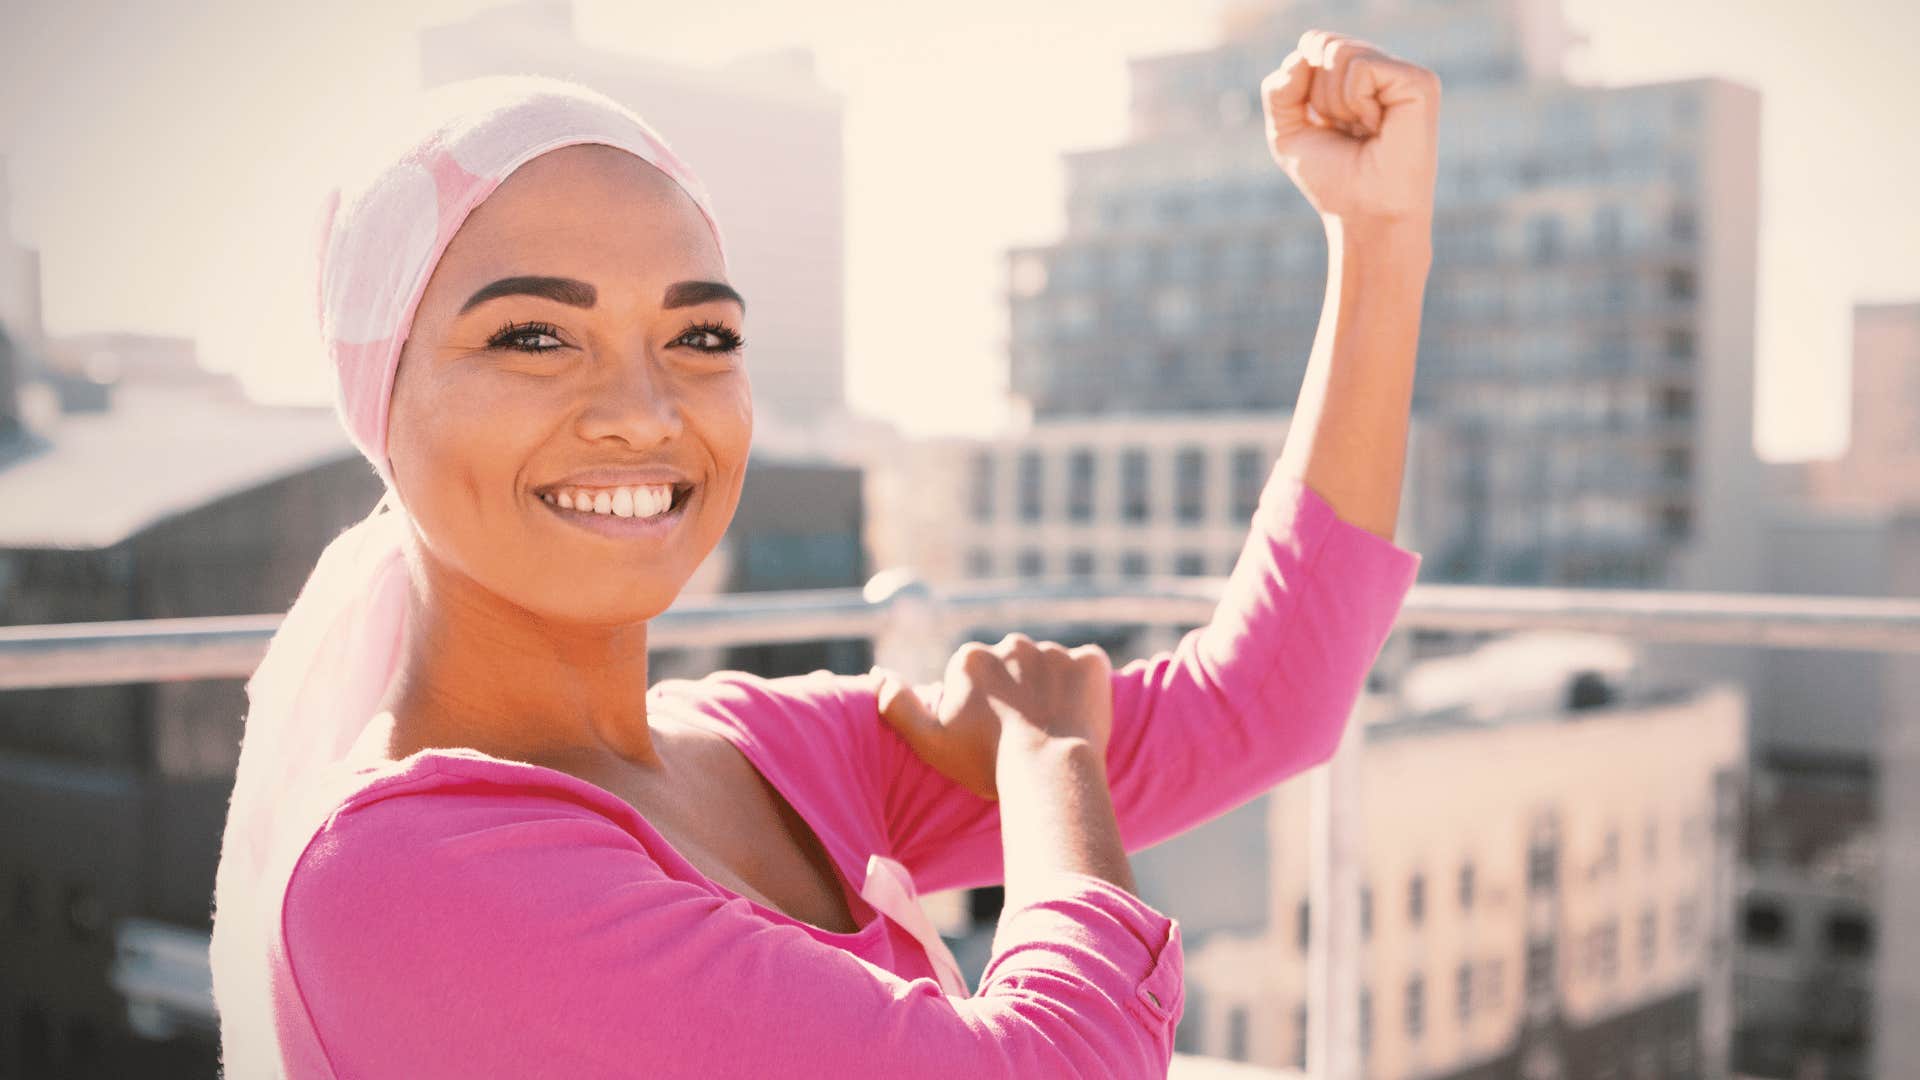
[208, 73, 1217, 1080]
[212, 28, 1435, 1076]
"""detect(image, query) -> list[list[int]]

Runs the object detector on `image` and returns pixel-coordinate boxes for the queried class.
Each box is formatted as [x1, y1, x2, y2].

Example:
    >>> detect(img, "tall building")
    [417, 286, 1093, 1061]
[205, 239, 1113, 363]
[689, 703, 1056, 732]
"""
[1756, 299, 1920, 1080]
[1003, 0, 1762, 595]
[1802, 302, 1920, 513]
[417, 0, 850, 448]
[1175, 654, 1746, 1079]
[0, 155, 43, 346]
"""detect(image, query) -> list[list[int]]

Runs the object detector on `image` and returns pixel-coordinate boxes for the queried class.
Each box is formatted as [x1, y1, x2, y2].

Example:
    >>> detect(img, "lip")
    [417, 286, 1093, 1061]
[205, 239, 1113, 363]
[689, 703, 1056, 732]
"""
[537, 483, 695, 541]
[534, 465, 693, 495]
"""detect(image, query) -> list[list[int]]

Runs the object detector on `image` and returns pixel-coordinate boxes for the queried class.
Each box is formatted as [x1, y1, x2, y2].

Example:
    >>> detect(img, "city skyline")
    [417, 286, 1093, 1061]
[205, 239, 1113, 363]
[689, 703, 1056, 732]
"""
[2, 0, 1915, 462]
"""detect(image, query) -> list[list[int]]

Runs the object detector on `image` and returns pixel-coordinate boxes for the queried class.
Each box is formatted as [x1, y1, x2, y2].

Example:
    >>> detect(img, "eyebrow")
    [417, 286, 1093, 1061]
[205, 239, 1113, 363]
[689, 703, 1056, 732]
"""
[459, 275, 746, 316]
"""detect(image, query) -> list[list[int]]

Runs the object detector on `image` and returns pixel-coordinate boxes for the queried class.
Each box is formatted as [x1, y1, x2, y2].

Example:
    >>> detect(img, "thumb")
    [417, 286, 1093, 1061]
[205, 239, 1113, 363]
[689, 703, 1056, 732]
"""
[872, 666, 940, 744]
[1262, 49, 1313, 141]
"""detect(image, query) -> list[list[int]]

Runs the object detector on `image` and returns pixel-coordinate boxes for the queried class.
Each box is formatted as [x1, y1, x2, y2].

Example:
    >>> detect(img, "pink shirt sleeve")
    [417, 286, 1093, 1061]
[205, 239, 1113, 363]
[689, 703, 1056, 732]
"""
[868, 469, 1425, 894]
[277, 765, 1184, 1079]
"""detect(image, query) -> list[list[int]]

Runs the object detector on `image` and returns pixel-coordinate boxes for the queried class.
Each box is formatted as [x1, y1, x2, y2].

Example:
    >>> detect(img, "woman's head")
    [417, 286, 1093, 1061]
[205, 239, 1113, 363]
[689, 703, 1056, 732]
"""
[388, 143, 750, 624]
[318, 78, 746, 625]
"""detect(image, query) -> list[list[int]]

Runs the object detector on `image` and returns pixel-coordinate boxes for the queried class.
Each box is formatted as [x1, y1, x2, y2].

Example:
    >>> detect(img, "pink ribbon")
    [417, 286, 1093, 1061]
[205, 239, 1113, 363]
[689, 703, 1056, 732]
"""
[859, 854, 970, 998]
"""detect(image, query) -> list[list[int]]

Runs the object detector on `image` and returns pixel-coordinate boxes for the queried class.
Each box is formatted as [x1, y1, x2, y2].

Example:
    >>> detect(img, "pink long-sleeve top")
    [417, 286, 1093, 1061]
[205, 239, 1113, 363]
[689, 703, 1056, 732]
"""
[269, 471, 1422, 1079]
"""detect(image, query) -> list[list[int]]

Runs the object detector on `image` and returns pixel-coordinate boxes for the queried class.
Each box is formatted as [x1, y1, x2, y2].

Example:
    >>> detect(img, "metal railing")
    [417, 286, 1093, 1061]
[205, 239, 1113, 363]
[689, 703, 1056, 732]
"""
[4, 575, 1918, 1075]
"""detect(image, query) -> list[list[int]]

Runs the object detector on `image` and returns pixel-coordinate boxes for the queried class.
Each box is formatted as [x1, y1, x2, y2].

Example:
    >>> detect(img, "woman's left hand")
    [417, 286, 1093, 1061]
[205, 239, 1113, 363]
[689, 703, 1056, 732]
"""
[1262, 29, 1441, 227]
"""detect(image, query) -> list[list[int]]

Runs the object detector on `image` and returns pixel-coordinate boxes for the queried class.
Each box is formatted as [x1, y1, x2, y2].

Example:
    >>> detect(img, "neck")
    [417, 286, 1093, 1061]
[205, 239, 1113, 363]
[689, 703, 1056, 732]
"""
[376, 542, 663, 775]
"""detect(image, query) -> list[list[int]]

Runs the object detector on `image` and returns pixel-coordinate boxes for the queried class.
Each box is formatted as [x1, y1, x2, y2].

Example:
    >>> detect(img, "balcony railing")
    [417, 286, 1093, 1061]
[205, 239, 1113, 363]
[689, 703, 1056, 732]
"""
[3, 576, 1917, 1078]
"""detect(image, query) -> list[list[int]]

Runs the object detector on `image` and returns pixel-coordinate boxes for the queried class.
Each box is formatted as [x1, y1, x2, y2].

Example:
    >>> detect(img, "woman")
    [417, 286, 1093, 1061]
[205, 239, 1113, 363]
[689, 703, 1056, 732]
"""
[210, 27, 1435, 1080]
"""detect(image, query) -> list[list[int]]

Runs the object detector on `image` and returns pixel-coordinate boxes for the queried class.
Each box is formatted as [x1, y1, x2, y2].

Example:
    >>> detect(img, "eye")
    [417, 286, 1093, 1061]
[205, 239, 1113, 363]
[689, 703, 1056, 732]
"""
[677, 319, 747, 355]
[488, 320, 566, 352]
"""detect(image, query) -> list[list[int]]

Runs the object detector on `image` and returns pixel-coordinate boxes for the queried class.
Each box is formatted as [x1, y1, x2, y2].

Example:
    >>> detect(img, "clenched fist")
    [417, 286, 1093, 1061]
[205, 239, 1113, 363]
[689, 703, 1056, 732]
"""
[874, 632, 1113, 802]
[1263, 29, 1441, 225]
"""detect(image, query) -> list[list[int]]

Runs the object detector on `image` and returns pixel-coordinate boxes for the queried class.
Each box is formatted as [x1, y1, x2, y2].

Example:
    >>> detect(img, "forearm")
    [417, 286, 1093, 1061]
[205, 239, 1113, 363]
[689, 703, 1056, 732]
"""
[1274, 214, 1433, 542]
[996, 737, 1136, 913]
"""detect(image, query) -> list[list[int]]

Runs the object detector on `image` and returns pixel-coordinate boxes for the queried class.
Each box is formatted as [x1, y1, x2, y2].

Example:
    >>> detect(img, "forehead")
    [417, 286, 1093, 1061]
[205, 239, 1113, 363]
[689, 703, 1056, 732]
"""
[434, 143, 722, 287]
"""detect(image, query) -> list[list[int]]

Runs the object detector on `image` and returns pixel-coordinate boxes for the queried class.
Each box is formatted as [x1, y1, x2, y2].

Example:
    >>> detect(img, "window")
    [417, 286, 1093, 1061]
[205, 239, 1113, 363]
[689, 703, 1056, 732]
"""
[1175, 551, 1207, 577]
[1665, 268, 1695, 302]
[1640, 906, 1659, 969]
[1120, 550, 1149, 577]
[1360, 885, 1373, 940]
[1358, 987, 1372, 1054]
[1121, 448, 1150, 522]
[966, 547, 992, 579]
[1662, 504, 1691, 539]
[1018, 450, 1044, 522]
[1066, 448, 1096, 521]
[1016, 548, 1044, 579]
[1526, 941, 1554, 998]
[1459, 861, 1476, 910]
[1826, 911, 1873, 958]
[1066, 550, 1095, 579]
[1231, 446, 1265, 520]
[1593, 204, 1624, 253]
[970, 451, 995, 521]
[1528, 844, 1556, 890]
[1226, 1004, 1249, 1062]
[1592, 918, 1619, 980]
[1297, 898, 1311, 953]
[1405, 974, 1425, 1038]
[1409, 873, 1426, 926]
[1527, 213, 1562, 264]
[1665, 328, 1694, 362]
[1172, 446, 1207, 522]
[1662, 447, 1689, 479]
[1292, 1004, 1308, 1069]
[1456, 962, 1473, 1021]
[1669, 205, 1697, 243]
[1658, 385, 1693, 418]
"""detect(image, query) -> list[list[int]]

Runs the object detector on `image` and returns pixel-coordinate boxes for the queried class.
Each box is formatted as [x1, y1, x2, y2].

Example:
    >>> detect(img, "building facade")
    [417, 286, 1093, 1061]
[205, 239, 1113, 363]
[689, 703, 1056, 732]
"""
[1003, 0, 1761, 595]
[1178, 673, 1746, 1079]
[866, 409, 1441, 591]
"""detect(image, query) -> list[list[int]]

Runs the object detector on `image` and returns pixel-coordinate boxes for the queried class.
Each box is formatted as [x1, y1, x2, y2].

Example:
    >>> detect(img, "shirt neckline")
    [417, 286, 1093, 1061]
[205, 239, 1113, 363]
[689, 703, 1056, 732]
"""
[353, 702, 890, 944]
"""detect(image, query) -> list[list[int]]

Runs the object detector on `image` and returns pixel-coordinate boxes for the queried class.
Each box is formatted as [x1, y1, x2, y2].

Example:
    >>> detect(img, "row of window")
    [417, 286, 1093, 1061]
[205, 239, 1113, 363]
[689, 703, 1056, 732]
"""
[972, 445, 1270, 525]
[967, 546, 1233, 580]
[1741, 898, 1873, 957]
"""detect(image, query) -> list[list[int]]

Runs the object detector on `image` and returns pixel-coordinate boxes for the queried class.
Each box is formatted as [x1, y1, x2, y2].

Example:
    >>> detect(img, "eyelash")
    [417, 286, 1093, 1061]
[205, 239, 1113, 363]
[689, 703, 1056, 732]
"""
[486, 319, 747, 356]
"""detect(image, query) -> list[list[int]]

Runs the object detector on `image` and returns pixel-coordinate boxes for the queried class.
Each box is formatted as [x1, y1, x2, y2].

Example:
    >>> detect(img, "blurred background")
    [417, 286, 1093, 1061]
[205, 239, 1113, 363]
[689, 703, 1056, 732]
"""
[0, 0, 1915, 1076]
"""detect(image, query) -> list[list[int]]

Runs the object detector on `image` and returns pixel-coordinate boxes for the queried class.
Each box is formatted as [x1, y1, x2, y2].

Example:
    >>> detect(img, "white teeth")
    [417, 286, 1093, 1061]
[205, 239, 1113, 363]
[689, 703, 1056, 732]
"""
[544, 484, 679, 519]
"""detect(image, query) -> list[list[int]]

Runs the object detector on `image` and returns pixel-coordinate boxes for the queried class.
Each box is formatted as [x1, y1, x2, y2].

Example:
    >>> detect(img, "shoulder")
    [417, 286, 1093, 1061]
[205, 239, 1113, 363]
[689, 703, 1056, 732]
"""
[651, 666, 891, 767]
[282, 752, 657, 929]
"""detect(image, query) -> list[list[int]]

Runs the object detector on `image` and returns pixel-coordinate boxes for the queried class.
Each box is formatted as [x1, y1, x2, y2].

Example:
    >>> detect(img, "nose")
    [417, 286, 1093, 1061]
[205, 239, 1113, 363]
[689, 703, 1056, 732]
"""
[574, 344, 685, 449]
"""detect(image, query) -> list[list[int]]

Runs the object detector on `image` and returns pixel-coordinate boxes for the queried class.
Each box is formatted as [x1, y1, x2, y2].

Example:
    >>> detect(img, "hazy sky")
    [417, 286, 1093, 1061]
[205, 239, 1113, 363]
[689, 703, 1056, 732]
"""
[3, 0, 1915, 461]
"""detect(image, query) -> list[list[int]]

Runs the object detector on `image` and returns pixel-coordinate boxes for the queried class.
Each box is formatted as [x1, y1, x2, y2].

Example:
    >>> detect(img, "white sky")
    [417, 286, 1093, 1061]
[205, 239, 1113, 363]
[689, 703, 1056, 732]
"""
[2, 0, 1915, 461]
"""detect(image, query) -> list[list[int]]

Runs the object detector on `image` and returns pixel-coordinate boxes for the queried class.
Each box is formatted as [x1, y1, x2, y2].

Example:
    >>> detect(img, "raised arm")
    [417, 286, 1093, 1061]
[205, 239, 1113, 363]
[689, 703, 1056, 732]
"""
[866, 32, 1438, 896]
[277, 783, 1182, 1080]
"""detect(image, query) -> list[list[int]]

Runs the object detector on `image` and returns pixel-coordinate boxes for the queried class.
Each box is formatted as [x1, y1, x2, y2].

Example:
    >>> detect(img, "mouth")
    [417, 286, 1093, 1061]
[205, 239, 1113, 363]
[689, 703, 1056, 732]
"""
[536, 482, 696, 540]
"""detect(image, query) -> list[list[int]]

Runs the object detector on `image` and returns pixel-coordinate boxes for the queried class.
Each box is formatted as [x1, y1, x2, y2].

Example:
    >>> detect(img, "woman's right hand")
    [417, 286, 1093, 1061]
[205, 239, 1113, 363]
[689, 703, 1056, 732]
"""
[874, 632, 1113, 802]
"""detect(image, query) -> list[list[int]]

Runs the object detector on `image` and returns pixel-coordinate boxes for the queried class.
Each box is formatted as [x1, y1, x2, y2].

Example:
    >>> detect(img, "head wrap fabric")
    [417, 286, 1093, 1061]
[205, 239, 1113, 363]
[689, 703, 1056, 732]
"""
[208, 75, 727, 1079]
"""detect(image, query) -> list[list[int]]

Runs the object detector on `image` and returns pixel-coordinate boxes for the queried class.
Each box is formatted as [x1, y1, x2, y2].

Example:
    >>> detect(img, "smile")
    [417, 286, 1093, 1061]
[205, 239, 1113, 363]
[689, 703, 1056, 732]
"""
[537, 483, 694, 540]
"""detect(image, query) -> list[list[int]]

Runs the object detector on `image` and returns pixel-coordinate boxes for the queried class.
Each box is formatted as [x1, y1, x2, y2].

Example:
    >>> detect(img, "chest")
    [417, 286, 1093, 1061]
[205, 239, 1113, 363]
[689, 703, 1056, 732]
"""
[622, 737, 868, 937]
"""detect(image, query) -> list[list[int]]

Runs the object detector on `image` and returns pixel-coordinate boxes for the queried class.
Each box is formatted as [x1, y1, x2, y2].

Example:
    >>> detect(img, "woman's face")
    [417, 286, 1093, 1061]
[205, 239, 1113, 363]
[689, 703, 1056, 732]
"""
[387, 143, 750, 626]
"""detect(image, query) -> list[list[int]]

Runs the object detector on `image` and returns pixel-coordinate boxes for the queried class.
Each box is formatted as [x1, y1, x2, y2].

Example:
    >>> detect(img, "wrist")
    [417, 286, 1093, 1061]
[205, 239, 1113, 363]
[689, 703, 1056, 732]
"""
[1323, 212, 1434, 264]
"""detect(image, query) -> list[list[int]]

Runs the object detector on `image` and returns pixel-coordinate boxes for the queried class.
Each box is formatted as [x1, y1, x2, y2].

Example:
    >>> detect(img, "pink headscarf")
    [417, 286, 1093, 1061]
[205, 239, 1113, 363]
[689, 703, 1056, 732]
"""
[208, 74, 728, 1078]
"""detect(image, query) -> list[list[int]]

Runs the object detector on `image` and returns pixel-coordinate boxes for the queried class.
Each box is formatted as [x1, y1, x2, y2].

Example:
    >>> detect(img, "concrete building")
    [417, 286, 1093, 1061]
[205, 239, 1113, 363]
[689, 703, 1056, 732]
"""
[1738, 299, 1920, 1079]
[0, 156, 42, 346]
[1802, 302, 1920, 514]
[1171, 639, 1747, 1079]
[866, 408, 1442, 591]
[417, 0, 851, 447]
[1003, 0, 1762, 597]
